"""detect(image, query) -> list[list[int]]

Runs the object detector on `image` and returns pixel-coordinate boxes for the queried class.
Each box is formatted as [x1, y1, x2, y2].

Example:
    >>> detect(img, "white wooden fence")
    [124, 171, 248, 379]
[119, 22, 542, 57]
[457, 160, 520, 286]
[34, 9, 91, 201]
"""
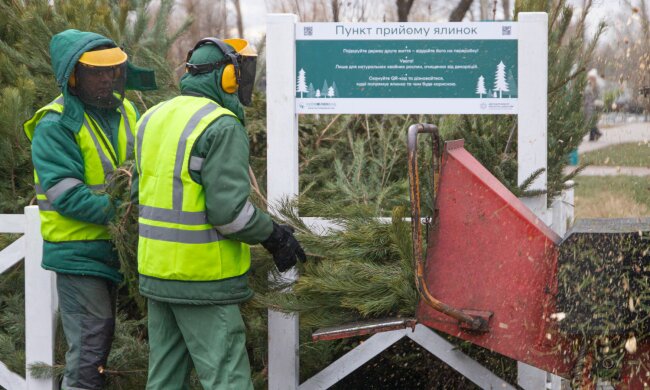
[0, 206, 57, 390]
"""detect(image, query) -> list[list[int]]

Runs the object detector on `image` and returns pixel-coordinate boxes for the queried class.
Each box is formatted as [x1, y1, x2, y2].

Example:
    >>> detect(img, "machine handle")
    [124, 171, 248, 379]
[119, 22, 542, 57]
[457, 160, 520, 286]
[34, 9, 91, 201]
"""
[407, 124, 487, 332]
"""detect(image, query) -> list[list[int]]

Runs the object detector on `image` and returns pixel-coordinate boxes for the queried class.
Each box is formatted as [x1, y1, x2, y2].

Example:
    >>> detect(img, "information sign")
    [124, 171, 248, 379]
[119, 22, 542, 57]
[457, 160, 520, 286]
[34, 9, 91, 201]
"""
[295, 22, 518, 114]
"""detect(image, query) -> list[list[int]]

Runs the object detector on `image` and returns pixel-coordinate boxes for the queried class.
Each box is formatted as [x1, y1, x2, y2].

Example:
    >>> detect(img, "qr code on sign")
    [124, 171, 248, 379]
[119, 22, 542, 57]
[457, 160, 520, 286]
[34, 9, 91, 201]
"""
[502, 26, 511, 35]
[304, 26, 313, 36]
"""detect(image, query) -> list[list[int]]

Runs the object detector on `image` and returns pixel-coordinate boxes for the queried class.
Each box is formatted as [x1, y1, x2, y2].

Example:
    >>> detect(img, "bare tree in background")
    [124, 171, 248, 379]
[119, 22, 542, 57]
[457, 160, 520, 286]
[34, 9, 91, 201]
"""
[592, 0, 650, 116]
[396, 0, 415, 22]
[232, 0, 244, 37]
[170, 0, 230, 73]
[331, 0, 340, 22]
[269, 0, 326, 21]
[503, 0, 511, 20]
[479, 0, 489, 20]
[449, 0, 474, 21]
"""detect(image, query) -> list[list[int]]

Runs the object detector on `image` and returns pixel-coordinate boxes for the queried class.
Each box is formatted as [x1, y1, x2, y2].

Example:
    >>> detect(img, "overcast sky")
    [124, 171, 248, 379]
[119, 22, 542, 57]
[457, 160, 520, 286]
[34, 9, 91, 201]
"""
[240, 0, 268, 42]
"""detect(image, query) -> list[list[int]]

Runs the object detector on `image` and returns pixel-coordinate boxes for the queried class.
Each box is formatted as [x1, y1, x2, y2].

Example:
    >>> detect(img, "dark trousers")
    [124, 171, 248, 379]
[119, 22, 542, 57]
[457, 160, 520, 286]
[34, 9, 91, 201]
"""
[57, 274, 117, 390]
[589, 126, 602, 141]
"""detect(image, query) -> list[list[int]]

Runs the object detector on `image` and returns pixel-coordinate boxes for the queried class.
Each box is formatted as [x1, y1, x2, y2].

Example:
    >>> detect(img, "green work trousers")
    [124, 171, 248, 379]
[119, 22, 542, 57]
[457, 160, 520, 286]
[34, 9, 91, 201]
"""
[146, 299, 253, 390]
[57, 273, 117, 390]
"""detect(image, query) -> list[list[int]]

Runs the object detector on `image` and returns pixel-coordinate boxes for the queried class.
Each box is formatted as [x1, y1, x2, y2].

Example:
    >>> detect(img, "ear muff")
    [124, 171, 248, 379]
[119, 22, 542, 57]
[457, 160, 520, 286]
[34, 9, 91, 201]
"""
[186, 38, 240, 94]
[221, 63, 238, 93]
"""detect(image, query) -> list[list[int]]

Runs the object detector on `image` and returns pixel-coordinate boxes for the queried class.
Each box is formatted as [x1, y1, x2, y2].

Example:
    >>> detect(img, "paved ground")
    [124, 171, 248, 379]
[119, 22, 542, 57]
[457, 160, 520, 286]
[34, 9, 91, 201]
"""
[576, 166, 650, 176]
[570, 121, 650, 176]
[578, 122, 650, 154]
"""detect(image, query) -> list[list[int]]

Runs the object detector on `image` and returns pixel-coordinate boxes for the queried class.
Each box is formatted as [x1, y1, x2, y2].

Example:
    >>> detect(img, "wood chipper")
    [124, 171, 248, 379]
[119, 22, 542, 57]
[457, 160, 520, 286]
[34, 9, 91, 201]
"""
[312, 124, 650, 389]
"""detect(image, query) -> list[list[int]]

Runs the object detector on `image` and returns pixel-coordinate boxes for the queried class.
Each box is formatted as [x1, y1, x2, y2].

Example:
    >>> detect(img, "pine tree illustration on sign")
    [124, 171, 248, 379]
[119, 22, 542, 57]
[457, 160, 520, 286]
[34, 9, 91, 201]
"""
[307, 83, 315, 98]
[297, 68, 308, 98]
[331, 81, 339, 97]
[476, 75, 487, 98]
[493, 61, 509, 98]
[321, 80, 329, 98]
[327, 86, 335, 98]
[315, 89, 321, 98]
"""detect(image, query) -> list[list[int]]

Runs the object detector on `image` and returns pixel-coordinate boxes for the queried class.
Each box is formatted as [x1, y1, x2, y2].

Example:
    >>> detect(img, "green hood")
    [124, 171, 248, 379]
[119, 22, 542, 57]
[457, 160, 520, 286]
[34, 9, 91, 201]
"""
[49, 29, 156, 132]
[179, 43, 246, 124]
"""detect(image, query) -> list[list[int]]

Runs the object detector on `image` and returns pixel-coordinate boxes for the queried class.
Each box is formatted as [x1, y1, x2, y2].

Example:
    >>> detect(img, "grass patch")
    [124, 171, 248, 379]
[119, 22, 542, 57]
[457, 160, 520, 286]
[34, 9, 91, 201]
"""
[574, 176, 650, 218]
[580, 142, 650, 167]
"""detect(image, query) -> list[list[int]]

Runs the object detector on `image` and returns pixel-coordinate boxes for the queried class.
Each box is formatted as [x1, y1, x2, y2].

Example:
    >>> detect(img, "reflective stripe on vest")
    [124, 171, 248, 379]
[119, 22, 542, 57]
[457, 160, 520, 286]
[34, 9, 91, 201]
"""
[83, 116, 115, 179]
[137, 96, 250, 282]
[119, 105, 134, 159]
[23, 95, 138, 242]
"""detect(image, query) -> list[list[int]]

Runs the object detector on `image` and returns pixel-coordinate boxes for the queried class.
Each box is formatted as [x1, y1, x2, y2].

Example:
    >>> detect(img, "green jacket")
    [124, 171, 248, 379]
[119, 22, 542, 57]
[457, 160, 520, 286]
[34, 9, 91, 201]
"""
[133, 43, 273, 304]
[28, 30, 154, 283]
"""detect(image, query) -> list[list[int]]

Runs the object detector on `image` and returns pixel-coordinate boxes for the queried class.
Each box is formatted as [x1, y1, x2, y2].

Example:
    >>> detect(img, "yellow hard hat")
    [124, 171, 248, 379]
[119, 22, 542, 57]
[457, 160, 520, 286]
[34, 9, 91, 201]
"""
[78, 47, 128, 67]
[223, 39, 257, 57]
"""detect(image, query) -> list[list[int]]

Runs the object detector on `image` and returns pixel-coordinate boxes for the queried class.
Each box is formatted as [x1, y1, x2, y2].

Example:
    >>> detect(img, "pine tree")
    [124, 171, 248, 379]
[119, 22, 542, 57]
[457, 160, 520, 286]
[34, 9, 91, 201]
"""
[446, 0, 604, 203]
[327, 86, 334, 97]
[307, 82, 315, 98]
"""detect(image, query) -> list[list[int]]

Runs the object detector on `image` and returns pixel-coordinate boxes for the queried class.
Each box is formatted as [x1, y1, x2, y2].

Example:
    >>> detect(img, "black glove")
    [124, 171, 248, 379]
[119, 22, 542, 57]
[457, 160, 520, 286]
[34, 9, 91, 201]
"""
[261, 222, 307, 272]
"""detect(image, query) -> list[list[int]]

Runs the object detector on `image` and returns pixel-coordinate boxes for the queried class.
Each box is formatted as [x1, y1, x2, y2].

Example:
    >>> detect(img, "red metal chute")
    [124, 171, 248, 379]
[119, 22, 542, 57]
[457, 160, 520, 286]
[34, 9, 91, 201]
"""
[415, 137, 571, 375]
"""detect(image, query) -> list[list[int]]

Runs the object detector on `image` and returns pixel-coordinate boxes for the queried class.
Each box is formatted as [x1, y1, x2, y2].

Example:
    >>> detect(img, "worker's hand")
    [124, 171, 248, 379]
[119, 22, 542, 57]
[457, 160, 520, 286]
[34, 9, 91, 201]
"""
[261, 222, 307, 272]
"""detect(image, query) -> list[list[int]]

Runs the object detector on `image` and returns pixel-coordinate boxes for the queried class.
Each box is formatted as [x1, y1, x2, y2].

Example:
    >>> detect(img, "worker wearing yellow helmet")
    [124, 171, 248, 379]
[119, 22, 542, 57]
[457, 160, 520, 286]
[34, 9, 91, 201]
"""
[23, 29, 156, 389]
[133, 37, 306, 389]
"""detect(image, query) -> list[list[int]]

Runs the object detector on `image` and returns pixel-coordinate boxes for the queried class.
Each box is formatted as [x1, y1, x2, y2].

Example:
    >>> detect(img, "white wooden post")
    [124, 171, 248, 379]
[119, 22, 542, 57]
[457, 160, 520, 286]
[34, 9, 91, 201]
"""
[517, 12, 548, 217]
[0, 214, 27, 390]
[267, 13, 300, 390]
[24, 205, 57, 390]
[517, 362, 548, 390]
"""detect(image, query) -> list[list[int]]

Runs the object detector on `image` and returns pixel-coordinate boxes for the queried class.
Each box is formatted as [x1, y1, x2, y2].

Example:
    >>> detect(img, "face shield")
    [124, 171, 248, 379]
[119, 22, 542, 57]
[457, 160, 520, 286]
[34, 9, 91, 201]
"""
[224, 39, 257, 106]
[70, 47, 128, 109]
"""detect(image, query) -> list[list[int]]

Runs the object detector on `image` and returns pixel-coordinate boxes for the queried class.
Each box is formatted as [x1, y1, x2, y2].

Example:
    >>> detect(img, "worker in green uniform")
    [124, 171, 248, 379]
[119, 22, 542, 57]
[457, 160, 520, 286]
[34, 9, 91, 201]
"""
[133, 37, 306, 389]
[23, 29, 156, 389]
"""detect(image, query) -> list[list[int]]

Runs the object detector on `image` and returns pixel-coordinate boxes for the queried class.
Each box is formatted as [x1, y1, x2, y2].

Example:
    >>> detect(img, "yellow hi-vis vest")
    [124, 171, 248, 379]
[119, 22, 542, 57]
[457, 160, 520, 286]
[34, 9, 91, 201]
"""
[23, 95, 137, 242]
[135, 96, 250, 282]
